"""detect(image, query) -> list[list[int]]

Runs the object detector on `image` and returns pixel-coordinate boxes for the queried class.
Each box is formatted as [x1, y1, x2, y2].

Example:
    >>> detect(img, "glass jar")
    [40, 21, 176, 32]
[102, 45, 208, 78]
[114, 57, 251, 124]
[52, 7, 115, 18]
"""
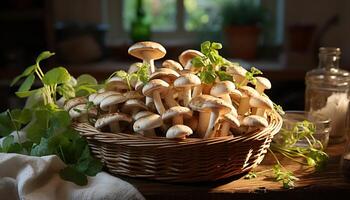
[305, 47, 350, 144]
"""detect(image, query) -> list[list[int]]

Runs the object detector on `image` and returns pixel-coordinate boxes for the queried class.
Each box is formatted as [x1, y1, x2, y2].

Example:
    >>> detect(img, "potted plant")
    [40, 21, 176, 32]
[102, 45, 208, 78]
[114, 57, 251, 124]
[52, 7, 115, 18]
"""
[222, 0, 269, 60]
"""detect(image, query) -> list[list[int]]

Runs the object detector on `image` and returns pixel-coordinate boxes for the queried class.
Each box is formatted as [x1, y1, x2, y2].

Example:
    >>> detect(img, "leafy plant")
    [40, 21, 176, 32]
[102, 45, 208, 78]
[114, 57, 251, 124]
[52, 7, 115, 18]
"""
[1, 51, 102, 186]
[222, 0, 269, 27]
[192, 41, 233, 84]
[109, 63, 150, 90]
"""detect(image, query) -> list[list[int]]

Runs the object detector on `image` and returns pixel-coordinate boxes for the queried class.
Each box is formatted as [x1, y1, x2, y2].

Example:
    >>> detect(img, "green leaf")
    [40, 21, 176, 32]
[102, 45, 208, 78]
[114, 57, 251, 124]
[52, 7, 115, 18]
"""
[42, 67, 71, 85]
[17, 74, 35, 93]
[76, 74, 98, 86]
[2, 135, 14, 152]
[36, 51, 55, 64]
[11, 65, 36, 86]
[0, 110, 16, 137]
[57, 84, 76, 100]
[24, 88, 45, 108]
[244, 171, 257, 179]
[16, 88, 41, 98]
[26, 109, 51, 143]
[59, 166, 88, 186]
[85, 158, 103, 176]
[31, 137, 53, 156]
[216, 71, 233, 81]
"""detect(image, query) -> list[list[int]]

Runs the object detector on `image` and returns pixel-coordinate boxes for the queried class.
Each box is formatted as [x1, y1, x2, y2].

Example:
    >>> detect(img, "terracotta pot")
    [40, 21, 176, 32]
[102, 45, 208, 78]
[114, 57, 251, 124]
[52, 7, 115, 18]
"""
[224, 25, 261, 60]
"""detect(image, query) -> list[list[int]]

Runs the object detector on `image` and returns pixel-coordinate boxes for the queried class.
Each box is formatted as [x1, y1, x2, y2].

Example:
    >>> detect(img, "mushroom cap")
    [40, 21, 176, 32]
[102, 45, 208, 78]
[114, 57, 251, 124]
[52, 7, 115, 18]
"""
[149, 68, 180, 83]
[92, 91, 120, 105]
[230, 89, 243, 101]
[69, 104, 98, 119]
[226, 63, 247, 77]
[100, 93, 127, 111]
[174, 73, 201, 88]
[162, 106, 193, 121]
[128, 62, 142, 74]
[95, 112, 132, 129]
[121, 99, 148, 114]
[162, 59, 183, 71]
[64, 96, 88, 111]
[133, 113, 163, 132]
[210, 81, 236, 97]
[255, 76, 271, 89]
[88, 93, 98, 102]
[178, 50, 204, 66]
[189, 95, 233, 114]
[242, 115, 268, 128]
[106, 77, 129, 91]
[239, 86, 259, 98]
[134, 80, 144, 91]
[124, 91, 144, 99]
[128, 41, 166, 60]
[133, 111, 154, 121]
[249, 95, 273, 110]
[142, 79, 169, 97]
[166, 125, 193, 139]
[221, 113, 240, 127]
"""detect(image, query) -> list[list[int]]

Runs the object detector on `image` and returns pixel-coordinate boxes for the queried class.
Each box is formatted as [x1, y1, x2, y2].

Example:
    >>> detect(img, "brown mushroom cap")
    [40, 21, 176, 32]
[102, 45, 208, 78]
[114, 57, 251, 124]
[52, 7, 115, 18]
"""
[105, 77, 129, 91]
[226, 63, 247, 77]
[123, 91, 144, 99]
[95, 112, 132, 129]
[100, 94, 127, 111]
[166, 125, 193, 139]
[162, 106, 193, 121]
[133, 111, 154, 121]
[221, 113, 240, 127]
[242, 115, 268, 128]
[64, 96, 88, 111]
[69, 104, 98, 119]
[121, 99, 148, 114]
[149, 68, 180, 83]
[92, 91, 120, 106]
[174, 73, 201, 88]
[133, 113, 163, 132]
[142, 79, 169, 97]
[178, 50, 204, 67]
[210, 81, 236, 97]
[128, 41, 166, 60]
[162, 59, 183, 71]
[189, 95, 232, 114]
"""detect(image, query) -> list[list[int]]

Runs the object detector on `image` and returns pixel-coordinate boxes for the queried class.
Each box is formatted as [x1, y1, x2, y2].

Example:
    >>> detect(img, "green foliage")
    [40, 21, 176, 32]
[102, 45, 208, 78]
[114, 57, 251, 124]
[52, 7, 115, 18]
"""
[222, 0, 269, 26]
[273, 164, 299, 189]
[0, 51, 102, 186]
[109, 63, 150, 90]
[192, 41, 233, 84]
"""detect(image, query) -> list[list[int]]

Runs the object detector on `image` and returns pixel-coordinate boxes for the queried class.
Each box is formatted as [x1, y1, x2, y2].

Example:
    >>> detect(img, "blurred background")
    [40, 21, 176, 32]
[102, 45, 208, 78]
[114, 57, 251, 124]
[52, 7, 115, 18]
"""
[1, 0, 349, 111]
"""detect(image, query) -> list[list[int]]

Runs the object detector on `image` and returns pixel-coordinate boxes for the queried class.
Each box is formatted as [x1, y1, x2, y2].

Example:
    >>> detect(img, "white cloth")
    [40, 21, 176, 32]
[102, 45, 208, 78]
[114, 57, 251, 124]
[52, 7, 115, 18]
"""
[0, 153, 145, 200]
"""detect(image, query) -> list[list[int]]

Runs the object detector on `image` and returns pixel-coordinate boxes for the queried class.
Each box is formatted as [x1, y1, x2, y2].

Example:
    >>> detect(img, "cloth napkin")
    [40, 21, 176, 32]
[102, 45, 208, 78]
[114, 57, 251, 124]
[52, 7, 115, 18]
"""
[0, 133, 145, 200]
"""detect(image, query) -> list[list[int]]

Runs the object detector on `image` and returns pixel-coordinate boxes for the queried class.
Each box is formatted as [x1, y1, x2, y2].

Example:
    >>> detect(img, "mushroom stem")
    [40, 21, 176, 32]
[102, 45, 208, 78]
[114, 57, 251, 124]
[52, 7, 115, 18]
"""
[192, 85, 202, 98]
[204, 111, 220, 139]
[153, 91, 166, 114]
[173, 115, 183, 125]
[238, 96, 250, 115]
[256, 85, 265, 94]
[220, 122, 231, 137]
[144, 59, 155, 74]
[109, 106, 120, 133]
[255, 108, 266, 117]
[222, 94, 232, 105]
[197, 112, 210, 138]
[164, 88, 179, 107]
[183, 87, 192, 106]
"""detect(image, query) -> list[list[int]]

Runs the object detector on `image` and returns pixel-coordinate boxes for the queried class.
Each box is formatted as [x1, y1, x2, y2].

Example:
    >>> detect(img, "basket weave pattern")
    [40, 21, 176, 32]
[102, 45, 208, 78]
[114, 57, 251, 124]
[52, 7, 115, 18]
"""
[74, 111, 282, 182]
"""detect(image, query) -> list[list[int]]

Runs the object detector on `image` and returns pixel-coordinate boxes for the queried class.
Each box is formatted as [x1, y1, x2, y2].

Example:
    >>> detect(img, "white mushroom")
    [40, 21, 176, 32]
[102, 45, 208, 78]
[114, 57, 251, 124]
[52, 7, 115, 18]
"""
[128, 41, 166, 74]
[162, 106, 193, 125]
[226, 63, 248, 86]
[218, 112, 240, 137]
[242, 115, 268, 133]
[210, 81, 236, 105]
[166, 125, 193, 139]
[162, 59, 183, 72]
[174, 73, 201, 106]
[133, 113, 163, 137]
[249, 95, 273, 118]
[95, 112, 132, 133]
[179, 50, 204, 71]
[142, 79, 169, 115]
[237, 86, 259, 116]
[121, 99, 148, 119]
[255, 76, 271, 94]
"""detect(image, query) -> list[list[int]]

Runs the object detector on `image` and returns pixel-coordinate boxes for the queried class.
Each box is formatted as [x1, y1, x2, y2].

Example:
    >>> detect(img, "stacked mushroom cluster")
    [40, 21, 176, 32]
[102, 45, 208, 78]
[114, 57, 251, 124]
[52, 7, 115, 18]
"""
[64, 41, 274, 139]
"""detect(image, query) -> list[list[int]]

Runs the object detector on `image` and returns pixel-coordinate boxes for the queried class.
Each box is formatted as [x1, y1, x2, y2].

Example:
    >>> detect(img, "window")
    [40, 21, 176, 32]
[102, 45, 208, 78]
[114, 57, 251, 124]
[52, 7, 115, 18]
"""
[104, 0, 284, 46]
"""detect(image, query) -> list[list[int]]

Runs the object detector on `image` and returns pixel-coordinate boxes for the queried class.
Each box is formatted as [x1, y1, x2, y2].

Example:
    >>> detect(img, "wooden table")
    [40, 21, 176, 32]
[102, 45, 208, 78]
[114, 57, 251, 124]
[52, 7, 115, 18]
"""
[121, 143, 350, 200]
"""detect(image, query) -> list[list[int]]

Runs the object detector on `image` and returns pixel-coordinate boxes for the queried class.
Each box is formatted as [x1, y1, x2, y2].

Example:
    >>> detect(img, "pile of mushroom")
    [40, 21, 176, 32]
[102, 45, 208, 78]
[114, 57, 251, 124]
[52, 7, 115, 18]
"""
[64, 41, 274, 140]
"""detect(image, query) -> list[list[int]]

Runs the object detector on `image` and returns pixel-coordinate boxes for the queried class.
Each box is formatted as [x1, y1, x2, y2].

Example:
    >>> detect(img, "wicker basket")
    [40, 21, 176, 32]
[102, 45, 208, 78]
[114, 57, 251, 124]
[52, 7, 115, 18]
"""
[74, 110, 282, 183]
